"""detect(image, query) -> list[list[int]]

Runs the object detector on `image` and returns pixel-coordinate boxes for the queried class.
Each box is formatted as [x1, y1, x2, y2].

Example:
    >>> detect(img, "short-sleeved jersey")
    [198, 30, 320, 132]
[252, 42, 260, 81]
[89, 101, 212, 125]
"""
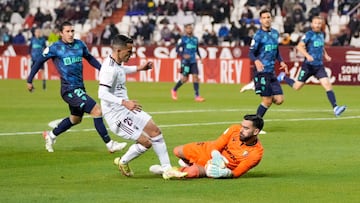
[176, 35, 199, 64]
[183, 124, 264, 178]
[29, 37, 46, 60]
[301, 30, 325, 66]
[98, 55, 137, 117]
[249, 28, 282, 73]
[27, 39, 101, 94]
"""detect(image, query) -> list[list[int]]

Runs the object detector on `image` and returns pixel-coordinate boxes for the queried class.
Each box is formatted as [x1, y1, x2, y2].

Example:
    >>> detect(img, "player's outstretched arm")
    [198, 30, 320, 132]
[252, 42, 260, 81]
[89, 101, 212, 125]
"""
[137, 61, 153, 71]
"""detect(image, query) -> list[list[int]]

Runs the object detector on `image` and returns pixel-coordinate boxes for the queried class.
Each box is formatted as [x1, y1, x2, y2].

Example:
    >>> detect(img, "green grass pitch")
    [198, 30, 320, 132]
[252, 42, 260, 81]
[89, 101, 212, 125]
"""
[0, 79, 359, 203]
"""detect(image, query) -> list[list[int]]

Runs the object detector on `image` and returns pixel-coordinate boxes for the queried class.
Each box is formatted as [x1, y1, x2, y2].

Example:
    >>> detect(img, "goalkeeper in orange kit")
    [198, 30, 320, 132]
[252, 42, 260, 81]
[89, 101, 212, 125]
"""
[172, 114, 264, 179]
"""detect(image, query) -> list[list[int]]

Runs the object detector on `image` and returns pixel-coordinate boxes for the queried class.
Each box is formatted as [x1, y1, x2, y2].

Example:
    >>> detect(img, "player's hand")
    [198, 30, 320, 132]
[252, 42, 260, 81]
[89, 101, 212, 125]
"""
[279, 61, 289, 74]
[324, 54, 331, 62]
[139, 62, 153, 71]
[205, 163, 232, 178]
[122, 100, 142, 112]
[254, 60, 264, 72]
[27, 83, 35, 92]
[306, 55, 314, 62]
[210, 150, 229, 168]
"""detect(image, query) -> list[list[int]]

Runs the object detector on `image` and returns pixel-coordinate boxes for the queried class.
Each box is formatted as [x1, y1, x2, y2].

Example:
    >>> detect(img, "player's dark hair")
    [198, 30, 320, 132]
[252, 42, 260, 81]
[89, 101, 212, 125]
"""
[111, 34, 133, 47]
[259, 9, 271, 17]
[59, 21, 73, 32]
[244, 114, 264, 131]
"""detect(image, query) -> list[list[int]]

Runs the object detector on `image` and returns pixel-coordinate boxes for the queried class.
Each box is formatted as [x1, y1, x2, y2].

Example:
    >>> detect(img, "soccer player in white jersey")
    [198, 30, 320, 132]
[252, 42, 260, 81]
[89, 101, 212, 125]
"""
[98, 34, 187, 179]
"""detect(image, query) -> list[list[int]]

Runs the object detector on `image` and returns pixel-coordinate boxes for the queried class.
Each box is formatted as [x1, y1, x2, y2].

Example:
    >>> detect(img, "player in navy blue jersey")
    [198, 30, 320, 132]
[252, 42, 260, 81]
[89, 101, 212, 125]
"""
[249, 9, 288, 118]
[171, 24, 205, 102]
[277, 16, 346, 117]
[26, 21, 127, 153]
[29, 27, 47, 90]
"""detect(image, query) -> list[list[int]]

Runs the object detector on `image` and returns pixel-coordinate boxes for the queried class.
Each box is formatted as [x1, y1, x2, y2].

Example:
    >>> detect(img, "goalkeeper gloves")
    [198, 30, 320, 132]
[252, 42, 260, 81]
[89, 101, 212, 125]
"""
[205, 163, 232, 178]
[205, 150, 232, 178]
[210, 150, 229, 168]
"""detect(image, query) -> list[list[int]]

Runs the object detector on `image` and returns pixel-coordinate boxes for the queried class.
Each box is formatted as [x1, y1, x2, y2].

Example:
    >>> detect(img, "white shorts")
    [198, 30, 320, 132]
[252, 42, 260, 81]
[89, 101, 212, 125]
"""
[106, 110, 152, 141]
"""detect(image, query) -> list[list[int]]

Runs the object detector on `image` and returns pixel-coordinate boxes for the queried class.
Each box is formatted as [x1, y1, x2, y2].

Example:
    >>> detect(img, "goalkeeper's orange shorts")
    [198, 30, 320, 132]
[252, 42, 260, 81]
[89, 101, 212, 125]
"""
[182, 141, 213, 166]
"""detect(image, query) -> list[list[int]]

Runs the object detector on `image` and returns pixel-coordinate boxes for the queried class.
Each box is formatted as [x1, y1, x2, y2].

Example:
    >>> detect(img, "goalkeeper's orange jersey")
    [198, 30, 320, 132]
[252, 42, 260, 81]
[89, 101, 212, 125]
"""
[182, 124, 264, 178]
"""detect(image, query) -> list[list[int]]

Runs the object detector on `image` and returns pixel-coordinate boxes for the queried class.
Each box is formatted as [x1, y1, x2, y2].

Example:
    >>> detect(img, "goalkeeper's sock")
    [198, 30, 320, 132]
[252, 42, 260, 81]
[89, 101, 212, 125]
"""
[120, 143, 148, 164]
[151, 134, 171, 170]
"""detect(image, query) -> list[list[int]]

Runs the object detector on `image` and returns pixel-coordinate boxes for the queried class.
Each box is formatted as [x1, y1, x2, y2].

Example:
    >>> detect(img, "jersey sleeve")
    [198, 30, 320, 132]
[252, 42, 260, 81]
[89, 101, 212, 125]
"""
[81, 40, 101, 70]
[27, 45, 54, 83]
[248, 32, 260, 61]
[98, 64, 123, 104]
[211, 125, 238, 151]
[231, 145, 263, 178]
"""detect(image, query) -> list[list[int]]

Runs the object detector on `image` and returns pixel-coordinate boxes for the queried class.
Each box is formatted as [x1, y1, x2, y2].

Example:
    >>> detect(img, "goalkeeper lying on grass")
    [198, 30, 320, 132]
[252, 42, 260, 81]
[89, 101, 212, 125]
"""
[150, 114, 264, 178]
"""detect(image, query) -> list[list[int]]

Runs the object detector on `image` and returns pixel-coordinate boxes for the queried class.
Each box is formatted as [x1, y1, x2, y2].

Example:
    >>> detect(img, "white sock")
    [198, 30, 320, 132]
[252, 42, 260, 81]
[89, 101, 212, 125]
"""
[151, 134, 171, 170]
[49, 131, 56, 139]
[120, 143, 148, 164]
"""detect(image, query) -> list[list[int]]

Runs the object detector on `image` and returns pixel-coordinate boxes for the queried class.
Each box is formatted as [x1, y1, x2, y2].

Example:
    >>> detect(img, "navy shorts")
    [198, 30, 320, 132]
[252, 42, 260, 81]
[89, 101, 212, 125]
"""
[62, 88, 97, 117]
[181, 61, 199, 76]
[297, 63, 328, 82]
[254, 71, 283, 97]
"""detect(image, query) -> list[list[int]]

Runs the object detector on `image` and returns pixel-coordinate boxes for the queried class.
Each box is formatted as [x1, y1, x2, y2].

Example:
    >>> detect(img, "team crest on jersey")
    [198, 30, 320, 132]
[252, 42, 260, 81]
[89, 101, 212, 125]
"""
[242, 151, 249, 157]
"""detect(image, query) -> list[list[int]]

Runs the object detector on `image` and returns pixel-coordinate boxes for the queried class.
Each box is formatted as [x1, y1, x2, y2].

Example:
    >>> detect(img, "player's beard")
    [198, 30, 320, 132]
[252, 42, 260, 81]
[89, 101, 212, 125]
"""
[240, 133, 253, 142]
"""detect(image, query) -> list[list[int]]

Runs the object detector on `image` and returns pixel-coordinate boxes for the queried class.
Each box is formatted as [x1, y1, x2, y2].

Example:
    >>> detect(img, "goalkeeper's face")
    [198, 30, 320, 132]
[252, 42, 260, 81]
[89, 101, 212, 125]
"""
[240, 120, 259, 142]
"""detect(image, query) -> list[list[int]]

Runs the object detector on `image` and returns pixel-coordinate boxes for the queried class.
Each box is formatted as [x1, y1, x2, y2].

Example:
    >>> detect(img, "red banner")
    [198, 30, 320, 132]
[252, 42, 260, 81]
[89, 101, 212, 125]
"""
[1, 45, 360, 85]
[0, 56, 252, 84]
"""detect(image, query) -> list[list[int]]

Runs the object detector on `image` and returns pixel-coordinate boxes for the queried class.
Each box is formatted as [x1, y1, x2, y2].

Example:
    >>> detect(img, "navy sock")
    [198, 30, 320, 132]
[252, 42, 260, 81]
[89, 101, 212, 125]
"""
[256, 104, 268, 118]
[326, 90, 337, 108]
[173, 80, 183, 91]
[94, 117, 111, 143]
[53, 117, 73, 136]
[42, 79, 46, 90]
[284, 76, 295, 87]
[193, 82, 199, 97]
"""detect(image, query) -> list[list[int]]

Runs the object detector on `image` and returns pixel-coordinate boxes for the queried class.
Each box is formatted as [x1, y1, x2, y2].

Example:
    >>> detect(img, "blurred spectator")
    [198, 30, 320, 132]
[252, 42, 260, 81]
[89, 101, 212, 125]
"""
[308, 1, 321, 21]
[42, 9, 53, 24]
[201, 28, 211, 45]
[23, 13, 35, 29]
[34, 7, 44, 27]
[207, 30, 219, 45]
[0, 5, 13, 23]
[348, 13, 360, 38]
[240, 5, 254, 20]
[238, 20, 250, 45]
[284, 15, 295, 34]
[170, 26, 181, 45]
[349, 31, 360, 47]
[88, 3, 102, 28]
[160, 24, 172, 45]
[246, 20, 258, 40]
[0, 24, 11, 45]
[332, 27, 351, 46]
[159, 16, 170, 24]
[229, 21, 240, 46]
[10, 11, 24, 25]
[218, 24, 230, 42]
[292, 1, 306, 25]
[319, 0, 334, 18]
[12, 30, 26, 44]
[101, 23, 119, 45]
[47, 27, 59, 45]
